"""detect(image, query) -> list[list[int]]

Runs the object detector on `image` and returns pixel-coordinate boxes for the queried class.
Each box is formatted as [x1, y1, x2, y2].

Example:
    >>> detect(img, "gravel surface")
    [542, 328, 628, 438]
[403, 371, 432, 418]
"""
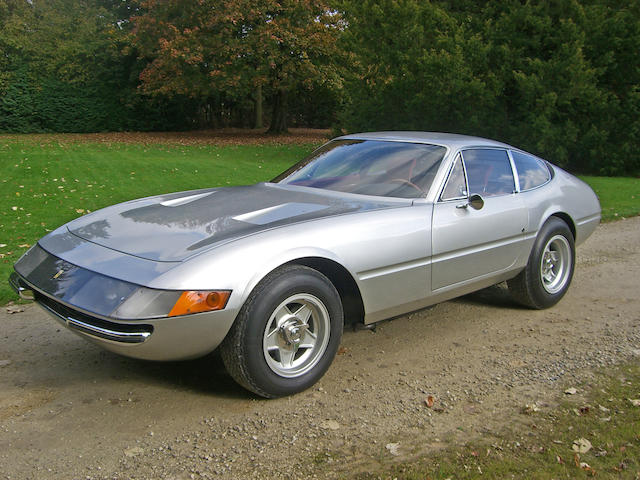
[1, 216, 639, 479]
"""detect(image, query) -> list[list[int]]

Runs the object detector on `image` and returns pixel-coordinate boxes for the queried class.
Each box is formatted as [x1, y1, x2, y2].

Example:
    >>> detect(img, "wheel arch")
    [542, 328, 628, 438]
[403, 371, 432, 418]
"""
[282, 257, 365, 326]
[548, 212, 576, 240]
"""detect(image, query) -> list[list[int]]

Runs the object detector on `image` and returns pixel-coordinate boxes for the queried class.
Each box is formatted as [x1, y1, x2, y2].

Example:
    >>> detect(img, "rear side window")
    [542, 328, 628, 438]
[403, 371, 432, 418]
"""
[461, 149, 515, 197]
[511, 151, 551, 191]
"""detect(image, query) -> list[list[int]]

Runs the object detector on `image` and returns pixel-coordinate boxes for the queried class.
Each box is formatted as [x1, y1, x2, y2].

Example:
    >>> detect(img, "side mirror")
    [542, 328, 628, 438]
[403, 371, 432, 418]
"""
[468, 194, 484, 210]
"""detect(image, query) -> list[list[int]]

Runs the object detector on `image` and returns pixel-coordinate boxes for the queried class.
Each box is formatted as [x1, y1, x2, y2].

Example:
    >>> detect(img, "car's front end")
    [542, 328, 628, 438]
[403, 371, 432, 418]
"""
[10, 240, 239, 361]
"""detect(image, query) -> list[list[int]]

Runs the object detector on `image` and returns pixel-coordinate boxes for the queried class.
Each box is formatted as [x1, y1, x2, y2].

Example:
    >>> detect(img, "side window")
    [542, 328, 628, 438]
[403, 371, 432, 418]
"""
[440, 154, 467, 201]
[461, 149, 515, 197]
[511, 151, 550, 190]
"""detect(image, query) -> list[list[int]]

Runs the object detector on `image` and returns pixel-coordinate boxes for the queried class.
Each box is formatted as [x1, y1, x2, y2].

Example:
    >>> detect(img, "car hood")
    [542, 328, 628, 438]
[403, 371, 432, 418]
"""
[64, 183, 405, 262]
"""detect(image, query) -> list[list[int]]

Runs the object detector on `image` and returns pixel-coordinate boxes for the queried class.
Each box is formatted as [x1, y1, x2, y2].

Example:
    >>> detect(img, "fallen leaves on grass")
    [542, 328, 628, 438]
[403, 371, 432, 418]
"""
[572, 438, 593, 453]
[580, 462, 596, 475]
[613, 460, 629, 472]
[573, 453, 597, 475]
[0, 128, 329, 147]
[573, 405, 591, 416]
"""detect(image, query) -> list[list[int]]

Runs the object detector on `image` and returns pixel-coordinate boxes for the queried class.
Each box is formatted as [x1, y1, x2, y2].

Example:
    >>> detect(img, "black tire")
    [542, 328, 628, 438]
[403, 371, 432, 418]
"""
[220, 265, 343, 398]
[508, 216, 575, 309]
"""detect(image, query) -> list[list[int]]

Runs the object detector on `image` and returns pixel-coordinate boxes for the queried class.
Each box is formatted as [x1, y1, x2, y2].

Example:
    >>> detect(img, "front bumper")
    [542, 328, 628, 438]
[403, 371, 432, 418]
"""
[10, 267, 238, 362]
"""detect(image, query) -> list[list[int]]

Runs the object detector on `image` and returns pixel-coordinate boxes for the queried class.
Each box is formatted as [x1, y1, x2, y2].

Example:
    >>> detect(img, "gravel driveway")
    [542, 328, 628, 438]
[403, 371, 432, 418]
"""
[1, 216, 639, 479]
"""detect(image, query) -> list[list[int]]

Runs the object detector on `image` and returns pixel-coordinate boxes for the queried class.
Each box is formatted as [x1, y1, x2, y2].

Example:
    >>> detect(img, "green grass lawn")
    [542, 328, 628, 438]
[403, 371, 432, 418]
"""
[579, 175, 639, 222]
[0, 140, 317, 304]
[0, 138, 638, 304]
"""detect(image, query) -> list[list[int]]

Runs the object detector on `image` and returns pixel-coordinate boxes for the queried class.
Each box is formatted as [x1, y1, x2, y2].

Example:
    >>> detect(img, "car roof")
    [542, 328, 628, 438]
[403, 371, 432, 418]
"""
[336, 131, 513, 150]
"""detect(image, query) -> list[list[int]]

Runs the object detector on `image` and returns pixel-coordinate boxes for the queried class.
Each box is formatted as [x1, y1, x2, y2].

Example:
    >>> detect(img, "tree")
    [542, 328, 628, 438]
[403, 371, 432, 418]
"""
[581, 0, 640, 174]
[131, 0, 343, 133]
[0, 0, 127, 131]
[339, 0, 638, 174]
[338, 0, 500, 135]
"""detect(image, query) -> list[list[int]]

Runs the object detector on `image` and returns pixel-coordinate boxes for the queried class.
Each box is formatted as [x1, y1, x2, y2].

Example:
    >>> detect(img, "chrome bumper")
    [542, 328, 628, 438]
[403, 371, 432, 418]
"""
[38, 300, 151, 344]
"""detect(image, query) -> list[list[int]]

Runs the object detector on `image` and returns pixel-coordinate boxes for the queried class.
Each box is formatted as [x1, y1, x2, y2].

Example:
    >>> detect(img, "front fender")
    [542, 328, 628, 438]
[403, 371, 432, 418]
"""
[240, 246, 357, 304]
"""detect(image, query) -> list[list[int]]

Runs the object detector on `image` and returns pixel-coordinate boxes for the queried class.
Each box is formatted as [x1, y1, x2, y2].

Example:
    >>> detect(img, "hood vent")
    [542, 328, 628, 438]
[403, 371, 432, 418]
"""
[233, 203, 327, 225]
[160, 191, 215, 207]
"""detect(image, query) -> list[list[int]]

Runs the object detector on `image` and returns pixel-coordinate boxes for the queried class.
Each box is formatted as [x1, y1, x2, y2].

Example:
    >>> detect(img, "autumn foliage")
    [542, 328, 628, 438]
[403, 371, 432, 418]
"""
[131, 0, 343, 133]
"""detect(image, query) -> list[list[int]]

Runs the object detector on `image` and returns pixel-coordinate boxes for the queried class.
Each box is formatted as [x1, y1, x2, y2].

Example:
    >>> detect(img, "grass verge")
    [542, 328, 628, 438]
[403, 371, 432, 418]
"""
[354, 362, 640, 480]
[579, 176, 639, 222]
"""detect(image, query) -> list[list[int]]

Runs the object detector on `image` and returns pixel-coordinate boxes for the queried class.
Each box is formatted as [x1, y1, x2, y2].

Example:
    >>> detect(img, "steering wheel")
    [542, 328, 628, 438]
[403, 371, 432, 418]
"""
[389, 178, 426, 196]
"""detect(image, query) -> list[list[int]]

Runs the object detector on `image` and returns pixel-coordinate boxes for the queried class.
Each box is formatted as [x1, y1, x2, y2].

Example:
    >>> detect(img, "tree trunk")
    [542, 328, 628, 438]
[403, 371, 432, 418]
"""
[253, 84, 263, 129]
[267, 89, 288, 134]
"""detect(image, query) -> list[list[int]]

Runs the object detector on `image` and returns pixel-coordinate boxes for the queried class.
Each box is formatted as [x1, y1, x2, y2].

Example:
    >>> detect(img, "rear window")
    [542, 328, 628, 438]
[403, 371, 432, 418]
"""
[511, 151, 551, 191]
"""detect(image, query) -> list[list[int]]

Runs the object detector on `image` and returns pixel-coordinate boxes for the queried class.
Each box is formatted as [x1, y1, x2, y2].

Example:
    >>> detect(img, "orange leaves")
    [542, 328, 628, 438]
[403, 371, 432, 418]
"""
[130, 0, 343, 98]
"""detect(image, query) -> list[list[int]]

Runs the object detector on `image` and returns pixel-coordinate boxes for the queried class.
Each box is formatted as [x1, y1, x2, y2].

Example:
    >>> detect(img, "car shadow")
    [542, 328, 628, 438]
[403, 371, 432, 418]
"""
[452, 282, 528, 309]
[112, 350, 253, 399]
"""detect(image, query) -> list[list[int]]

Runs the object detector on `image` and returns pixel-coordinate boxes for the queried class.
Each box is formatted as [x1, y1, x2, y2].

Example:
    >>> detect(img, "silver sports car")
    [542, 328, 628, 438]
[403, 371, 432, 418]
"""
[10, 132, 600, 397]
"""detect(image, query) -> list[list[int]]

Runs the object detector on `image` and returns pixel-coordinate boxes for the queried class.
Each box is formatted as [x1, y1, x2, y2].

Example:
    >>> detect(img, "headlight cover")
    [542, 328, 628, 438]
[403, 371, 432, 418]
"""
[14, 244, 230, 320]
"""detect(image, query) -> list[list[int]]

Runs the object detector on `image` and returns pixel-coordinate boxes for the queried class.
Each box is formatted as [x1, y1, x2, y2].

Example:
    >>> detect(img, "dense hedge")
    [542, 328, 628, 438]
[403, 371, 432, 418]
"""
[338, 0, 639, 175]
[0, 66, 207, 132]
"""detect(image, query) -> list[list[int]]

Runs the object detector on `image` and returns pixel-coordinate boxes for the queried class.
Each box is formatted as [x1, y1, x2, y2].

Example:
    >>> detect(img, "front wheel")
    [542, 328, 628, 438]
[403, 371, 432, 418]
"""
[220, 265, 343, 398]
[508, 217, 575, 309]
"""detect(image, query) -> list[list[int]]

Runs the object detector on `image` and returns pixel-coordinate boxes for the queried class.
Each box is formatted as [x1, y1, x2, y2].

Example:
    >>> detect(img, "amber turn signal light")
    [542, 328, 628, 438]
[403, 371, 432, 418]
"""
[168, 290, 231, 317]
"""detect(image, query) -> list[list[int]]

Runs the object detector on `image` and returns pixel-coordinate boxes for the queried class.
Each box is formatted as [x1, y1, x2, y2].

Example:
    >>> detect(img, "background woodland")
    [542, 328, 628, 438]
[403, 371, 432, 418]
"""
[0, 0, 638, 175]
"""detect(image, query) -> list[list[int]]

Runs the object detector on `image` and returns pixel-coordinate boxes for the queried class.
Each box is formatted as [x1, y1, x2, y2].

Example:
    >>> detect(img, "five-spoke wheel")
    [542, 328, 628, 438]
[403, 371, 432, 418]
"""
[262, 294, 331, 378]
[221, 265, 343, 398]
[540, 234, 572, 294]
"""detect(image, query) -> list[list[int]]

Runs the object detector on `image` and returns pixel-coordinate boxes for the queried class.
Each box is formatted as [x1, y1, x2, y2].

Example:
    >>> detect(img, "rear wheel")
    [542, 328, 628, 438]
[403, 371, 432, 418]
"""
[220, 265, 343, 398]
[508, 217, 575, 309]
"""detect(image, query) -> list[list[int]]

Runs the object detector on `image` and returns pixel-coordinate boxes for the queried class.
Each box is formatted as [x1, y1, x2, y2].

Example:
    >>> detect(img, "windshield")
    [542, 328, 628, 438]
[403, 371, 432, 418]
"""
[273, 140, 446, 198]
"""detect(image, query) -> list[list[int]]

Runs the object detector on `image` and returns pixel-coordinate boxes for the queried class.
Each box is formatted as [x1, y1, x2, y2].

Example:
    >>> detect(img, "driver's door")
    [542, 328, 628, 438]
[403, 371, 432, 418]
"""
[431, 149, 528, 290]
